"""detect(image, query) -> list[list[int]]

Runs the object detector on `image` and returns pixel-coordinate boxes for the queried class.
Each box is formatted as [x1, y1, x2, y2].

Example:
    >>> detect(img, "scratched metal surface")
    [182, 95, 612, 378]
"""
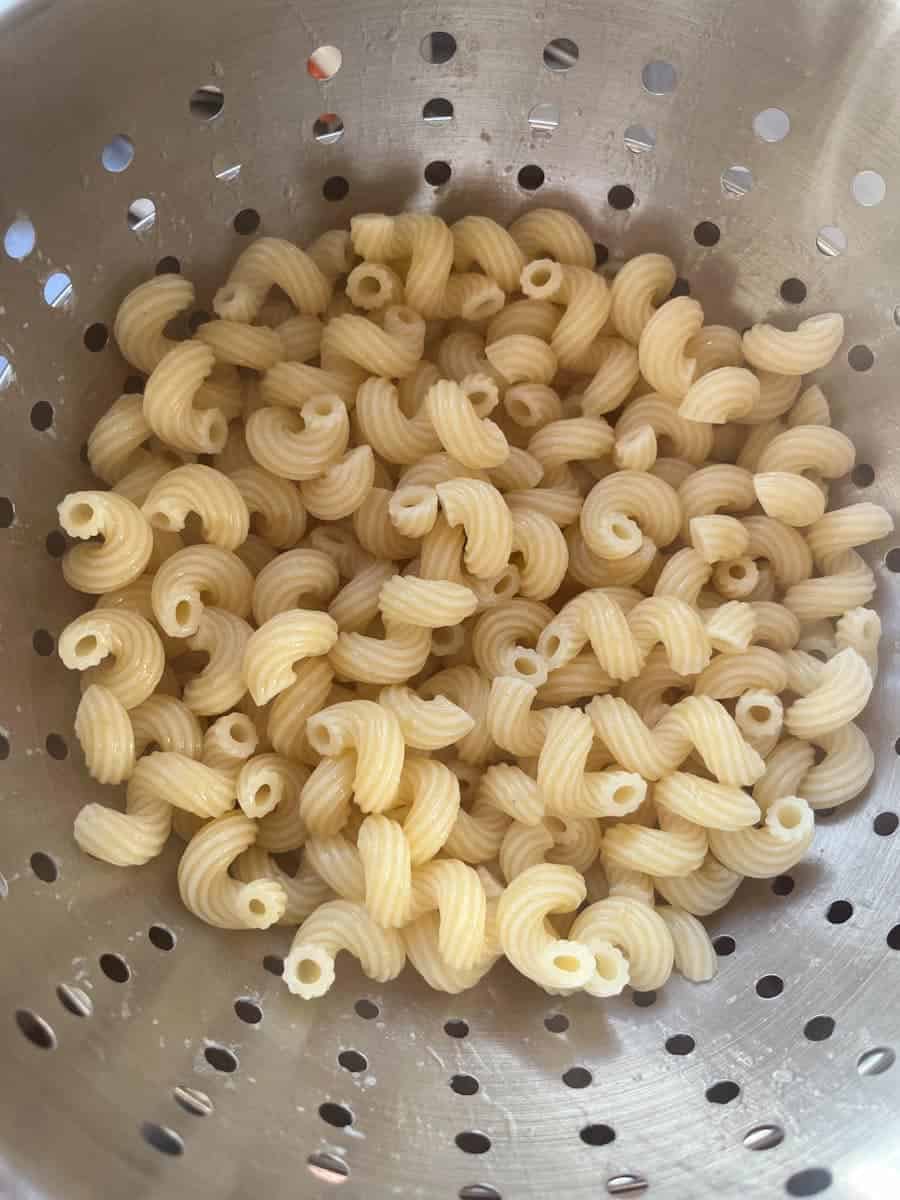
[1, 0, 899, 1197]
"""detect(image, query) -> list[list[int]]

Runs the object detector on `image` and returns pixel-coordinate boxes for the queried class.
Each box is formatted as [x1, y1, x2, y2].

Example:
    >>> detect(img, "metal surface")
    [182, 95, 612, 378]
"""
[1, 0, 899, 1197]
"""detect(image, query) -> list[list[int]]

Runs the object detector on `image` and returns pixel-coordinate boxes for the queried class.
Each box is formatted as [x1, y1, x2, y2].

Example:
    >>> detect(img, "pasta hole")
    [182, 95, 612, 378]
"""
[248, 898, 266, 916]
[74, 635, 98, 658]
[553, 954, 583, 973]
[69, 502, 95, 528]
[729, 563, 746, 579]
[174, 600, 193, 626]
[545, 816, 566, 837]
[543, 634, 561, 659]
[492, 571, 518, 599]
[611, 521, 632, 539]
[612, 786, 636, 807]
[296, 958, 322, 985]
[749, 705, 771, 722]
[529, 266, 553, 288]
[513, 655, 538, 677]
[775, 803, 804, 830]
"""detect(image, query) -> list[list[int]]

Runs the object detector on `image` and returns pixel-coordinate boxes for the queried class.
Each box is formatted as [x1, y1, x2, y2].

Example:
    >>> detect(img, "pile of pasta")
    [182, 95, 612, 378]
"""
[56, 208, 893, 1001]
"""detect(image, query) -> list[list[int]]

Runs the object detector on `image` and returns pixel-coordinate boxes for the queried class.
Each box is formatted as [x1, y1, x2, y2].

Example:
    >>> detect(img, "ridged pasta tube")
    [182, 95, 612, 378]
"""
[178, 812, 286, 928]
[678, 464, 756, 536]
[784, 550, 876, 621]
[379, 575, 478, 628]
[806, 503, 894, 564]
[509, 509, 569, 599]
[183, 608, 252, 715]
[284, 900, 406, 999]
[691, 324, 744, 375]
[742, 313, 844, 374]
[754, 472, 826, 526]
[357, 814, 413, 928]
[785, 647, 873, 738]
[196, 319, 284, 371]
[603, 807, 708, 878]
[581, 470, 682, 554]
[690, 515, 749, 564]
[114, 274, 196, 372]
[638, 297, 703, 399]
[406, 860, 488, 970]
[59, 609, 164, 709]
[835, 606, 881, 674]
[653, 854, 742, 916]
[480, 763, 544, 826]
[616, 395, 713, 465]
[253, 549, 340, 626]
[329, 621, 431, 685]
[151, 544, 254, 637]
[582, 338, 641, 416]
[679, 367, 759, 423]
[537, 707, 647, 819]
[321, 311, 424, 378]
[485, 334, 558, 385]
[709, 796, 815, 877]
[202, 712, 258, 778]
[300, 446, 375, 521]
[306, 700, 404, 813]
[229, 465, 306, 548]
[378, 685, 475, 750]
[655, 771, 760, 830]
[267, 658, 333, 760]
[213, 237, 331, 321]
[130, 694, 203, 758]
[87, 394, 151, 485]
[452, 215, 528, 291]
[527, 416, 615, 471]
[233, 847, 332, 925]
[261, 360, 357, 410]
[74, 685, 135, 785]
[356, 376, 441, 465]
[394, 757, 461, 863]
[74, 772, 173, 867]
[243, 610, 338, 705]
[609, 253, 677, 345]
[142, 341, 228, 454]
[236, 753, 305, 820]
[756, 425, 855, 477]
[497, 864, 598, 991]
[658, 907, 717, 982]
[507, 208, 596, 266]
[141, 464, 250, 551]
[425, 376, 509, 469]
[570, 896, 673, 992]
[520, 259, 611, 367]
[58, 491, 153, 593]
[435, 478, 513, 578]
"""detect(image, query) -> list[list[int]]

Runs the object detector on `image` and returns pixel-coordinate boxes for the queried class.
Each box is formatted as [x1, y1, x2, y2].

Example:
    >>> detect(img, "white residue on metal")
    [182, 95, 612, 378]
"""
[425, 1046, 445, 1070]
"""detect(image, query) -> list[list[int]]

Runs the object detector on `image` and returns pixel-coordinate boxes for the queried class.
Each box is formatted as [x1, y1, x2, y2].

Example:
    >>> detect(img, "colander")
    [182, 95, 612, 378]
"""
[1, 1, 899, 1197]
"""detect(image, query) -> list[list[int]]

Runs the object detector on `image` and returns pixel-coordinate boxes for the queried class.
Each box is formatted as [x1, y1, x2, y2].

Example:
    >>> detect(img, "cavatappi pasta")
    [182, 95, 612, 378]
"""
[56, 207, 891, 1005]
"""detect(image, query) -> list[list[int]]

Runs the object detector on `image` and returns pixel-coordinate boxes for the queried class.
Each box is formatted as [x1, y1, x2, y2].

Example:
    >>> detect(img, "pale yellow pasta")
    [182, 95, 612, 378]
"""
[346, 261, 404, 309]
[806, 502, 894, 564]
[440, 272, 506, 320]
[484, 333, 558, 385]
[657, 906, 717, 982]
[680, 367, 759, 424]
[177, 811, 286, 928]
[356, 814, 413, 928]
[742, 312, 844, 374]
[320, 309, 423, 377]
[747, 602, 801, 651]
[214, 237, 331, 321]
[617, 649, 691, 725]
[603, 807, 707, 877]
[582, 338, 642, 416]
[74, 684, 135, 785]
[151, 544, 253, 637]
[709, 796, 815, 878]
[195, 318, 283, 371]
[234, 847, 332, 925]
[403, 907, 499, 994]
[87, 394, 151, 485]
[689, 515, 749, 564]
[735, 690, 784, 754]
[184, 608, 252, 715]
[736, 418, 787, 471]
[235, 752, 304, 820]
[243, 610, 338, 705]
[228, 465, 306, 548]
[306, 699, 404, 813]
[488, 299, 560, 346]
[59, 608, 164, 709]
[753, 471, 826, 526]
[252, 549, 339, 626]
[142, 464, 250, 551]
[480, 763, 544, 826]
[520, 259, 611, 368]
[485, 676, 548, 757]
[502, 382, 562, 430]
[785, 647, 873, 738]
[507, 208, 595, 266]
[141, 341, 227, 453]
[73, 770, 173, 867]
[266, 658, 333, 760]
[712, 556, 759, 600]
[490, 446, 544, 492]
[356, 376, 440, 465]
[425, 376, 508, 470]
[393, 757, 461, 865]
[609, 253, 677, 345]
[401, 859, 487, 971]
[789, 384, 831, 427]
[654, 771, 760, 830]
[296, 754, 353, 837]
[275, 314, 324, 362]
[677, 464, 755, 536]
[704, 600, 757, 655]
[452, 215, 527, 290]
[329, 620, 431, 685]
[538, 706, 647, 819]
[300, 446, 374, 521]
[302, 834, 363, 899]
[113, 454, 178, 505]
[800, 723, 874, 809]
[328, 561, 396, 632]
[261, 360, 357, 410]
[505, 509, 568, 600]
[835, 607, 881, 673]
[737, 370, 802, 426]
[581, 470, 681, 557]
[570, 896, 672, 992]
[740, 515, 812, 588]
[497, 863, 597, 990]
[378, 575, 478, 628]
[114, 274, 196, 373]
[131, 750, 234, 819]
[353, 488, 420, 560]
[527, 415, 614, 471]
[653, 853, 742, 916]
[58, 490, 154, 594]
[756, 424, 855, 477]
[436, 329, 499, 386]
[202, 712, 258, 777]
[616, 395, 714, 465]
[434, 477, 513, 579]
[638, 297, 703, 399]
[130, 694, 203, 758]
[784, 549, 876, 622]
[614, 425, 658, 472]
[284, 899, 406, 999]
[388, 485, 439, 539]
[472, 598, 552, 682]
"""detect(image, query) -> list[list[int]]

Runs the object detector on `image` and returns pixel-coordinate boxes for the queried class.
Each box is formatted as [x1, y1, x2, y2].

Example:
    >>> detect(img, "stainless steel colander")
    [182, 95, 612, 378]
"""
[2, 1, 899, 1197]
